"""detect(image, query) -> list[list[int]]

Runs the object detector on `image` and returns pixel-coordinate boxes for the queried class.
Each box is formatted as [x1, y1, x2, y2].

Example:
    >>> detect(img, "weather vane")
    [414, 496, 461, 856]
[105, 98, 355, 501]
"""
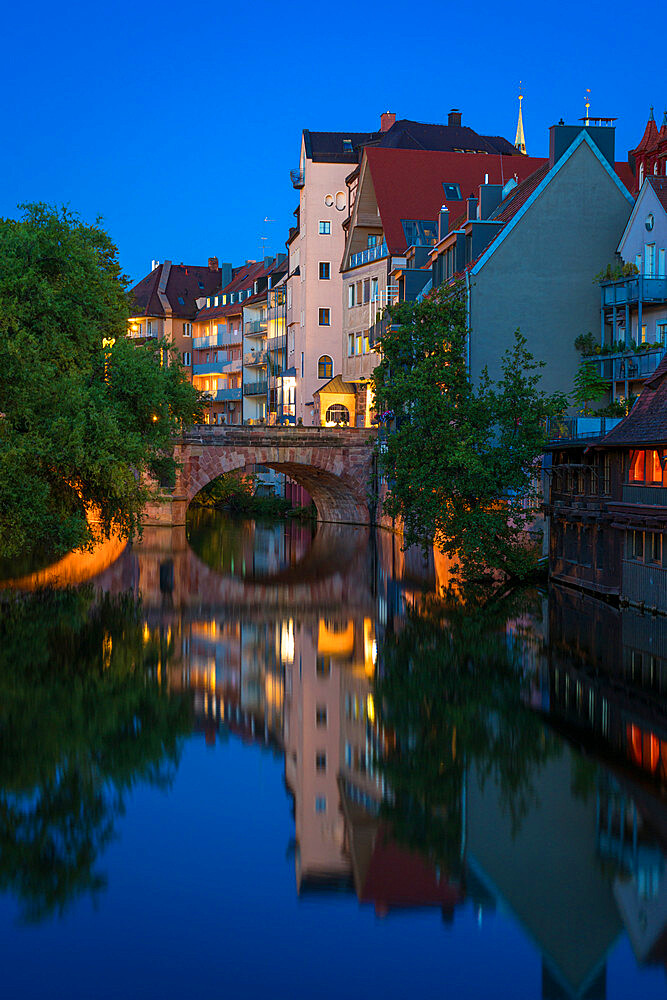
[584, 88, 591, 124]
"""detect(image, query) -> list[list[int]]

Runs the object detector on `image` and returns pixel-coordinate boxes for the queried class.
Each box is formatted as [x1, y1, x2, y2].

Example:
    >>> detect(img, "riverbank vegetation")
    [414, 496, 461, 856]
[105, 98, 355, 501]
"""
[190, 470, 316, 520]
[372, 283, 566, 581]
[0, 203, 204, 563]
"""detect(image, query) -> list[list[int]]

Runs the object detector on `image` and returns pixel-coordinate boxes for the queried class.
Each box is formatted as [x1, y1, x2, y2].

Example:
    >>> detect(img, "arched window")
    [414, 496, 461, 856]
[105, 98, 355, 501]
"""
[318, 355, 333, 378]
[325, 404, 350, 425]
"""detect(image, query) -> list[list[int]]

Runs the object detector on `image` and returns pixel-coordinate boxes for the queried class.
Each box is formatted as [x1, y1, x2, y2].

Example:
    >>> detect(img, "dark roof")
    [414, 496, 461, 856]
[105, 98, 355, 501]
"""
[130, 262, 221, 319]
[601, 355, 667, 447]
[364, 147, 548, 255]
[303, 117, 528, 164]
[194, 257, 287, 321]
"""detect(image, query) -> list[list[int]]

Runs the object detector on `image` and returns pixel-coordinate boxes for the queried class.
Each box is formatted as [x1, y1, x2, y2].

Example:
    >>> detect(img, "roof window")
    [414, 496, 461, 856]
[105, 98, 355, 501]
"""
[443, 182, 463, 200]
[401, 219, 439, 248]
[343, 138, 353, 153]
[198, 282, 204, 290]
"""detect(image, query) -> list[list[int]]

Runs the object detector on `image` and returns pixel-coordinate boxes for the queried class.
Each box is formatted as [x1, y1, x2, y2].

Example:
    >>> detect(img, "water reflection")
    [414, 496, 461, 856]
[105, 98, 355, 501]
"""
[1, 515, 667, 998]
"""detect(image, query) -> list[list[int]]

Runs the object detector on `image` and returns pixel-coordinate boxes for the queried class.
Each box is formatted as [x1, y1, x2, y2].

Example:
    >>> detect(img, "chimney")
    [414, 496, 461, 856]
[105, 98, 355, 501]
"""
[478, 181, 503, 220]
[380, 111, 396, 132]
[438, 206, 450, 241]
[208, 256, 219, 271]
[549, 119, 616, 168]
[467, 193, 478, 221]
[151, 259, 160, 271]
[448, 109, 462, 127]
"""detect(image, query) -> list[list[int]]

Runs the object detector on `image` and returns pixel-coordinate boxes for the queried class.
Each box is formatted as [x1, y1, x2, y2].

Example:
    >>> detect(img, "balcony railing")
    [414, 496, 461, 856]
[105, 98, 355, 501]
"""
[243, 380, 268, 397]
[547, 416, 622, 442]
[127, 327, 158, 339]
[290, 168, 305, 189]
[243, 351, 269, 367]
[194, 362, 242, 377]
[590, 347, 665, 382]
[244, 320, 267, 336]
[601, 276, 667, 307]
[193, 331, 242, 350]
[267, 335, 286, 351]
[349, 241, 388, 270]
[208, 387, 242, 403]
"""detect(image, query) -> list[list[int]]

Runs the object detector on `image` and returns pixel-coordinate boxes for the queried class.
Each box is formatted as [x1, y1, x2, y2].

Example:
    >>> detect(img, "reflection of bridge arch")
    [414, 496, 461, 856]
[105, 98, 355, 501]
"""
[142, 426, 375, 527]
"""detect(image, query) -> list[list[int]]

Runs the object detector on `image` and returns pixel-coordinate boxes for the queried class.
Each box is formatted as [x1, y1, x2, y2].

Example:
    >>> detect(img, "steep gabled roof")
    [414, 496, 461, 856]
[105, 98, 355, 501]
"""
[130, 262, 221, 318]
[601, 355, 667, 447]
[362, 147, 547, 255]
[618, 175, 667, 254]
[632, 109, 660, 156]
[648, 175, 667, 213]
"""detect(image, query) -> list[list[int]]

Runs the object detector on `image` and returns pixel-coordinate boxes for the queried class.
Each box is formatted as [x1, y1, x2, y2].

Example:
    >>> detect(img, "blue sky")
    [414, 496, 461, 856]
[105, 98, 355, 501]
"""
[2, 0, 665, 285]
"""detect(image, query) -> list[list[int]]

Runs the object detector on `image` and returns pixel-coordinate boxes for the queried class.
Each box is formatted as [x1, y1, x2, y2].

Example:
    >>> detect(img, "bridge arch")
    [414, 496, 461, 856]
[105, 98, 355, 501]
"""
[143, 426, 375, 528]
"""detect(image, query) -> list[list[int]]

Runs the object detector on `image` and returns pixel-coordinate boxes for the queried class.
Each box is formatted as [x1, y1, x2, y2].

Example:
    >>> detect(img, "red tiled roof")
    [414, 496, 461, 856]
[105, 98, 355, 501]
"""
[194, 257, 287, 321]
[601, 355, 667, 447]
[648, 176, 667, 213]
[632, 111, 660, 155]
[364, 147, 548, 254]
[130, 262, 221, 319]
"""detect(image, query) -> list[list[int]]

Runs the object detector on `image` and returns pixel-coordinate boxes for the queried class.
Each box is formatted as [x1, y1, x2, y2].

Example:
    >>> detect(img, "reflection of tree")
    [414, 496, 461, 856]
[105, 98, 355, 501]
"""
[375, 590, 557, 872]
[0, 589, 191, 922]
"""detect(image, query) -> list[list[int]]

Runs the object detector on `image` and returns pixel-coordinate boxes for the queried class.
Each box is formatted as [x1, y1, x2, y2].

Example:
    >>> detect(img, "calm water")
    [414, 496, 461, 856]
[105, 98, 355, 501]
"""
[1, 514, 667, 1000]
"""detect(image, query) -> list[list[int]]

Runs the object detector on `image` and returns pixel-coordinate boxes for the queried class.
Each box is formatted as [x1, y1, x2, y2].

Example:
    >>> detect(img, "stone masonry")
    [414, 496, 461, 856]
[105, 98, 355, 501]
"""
[142, 425, 376, 527]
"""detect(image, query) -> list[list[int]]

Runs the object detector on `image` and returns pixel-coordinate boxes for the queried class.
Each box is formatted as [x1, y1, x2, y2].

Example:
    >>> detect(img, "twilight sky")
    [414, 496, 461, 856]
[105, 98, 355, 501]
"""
[2, 0, 665, 285]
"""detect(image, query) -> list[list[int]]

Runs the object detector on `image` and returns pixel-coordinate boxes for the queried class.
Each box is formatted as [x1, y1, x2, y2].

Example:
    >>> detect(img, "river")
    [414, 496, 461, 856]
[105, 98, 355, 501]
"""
[0, 512, 666, 999]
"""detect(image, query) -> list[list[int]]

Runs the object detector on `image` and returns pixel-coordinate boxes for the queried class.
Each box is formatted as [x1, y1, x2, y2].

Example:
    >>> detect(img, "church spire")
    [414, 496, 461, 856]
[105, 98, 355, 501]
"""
[514, 83, 526, 154]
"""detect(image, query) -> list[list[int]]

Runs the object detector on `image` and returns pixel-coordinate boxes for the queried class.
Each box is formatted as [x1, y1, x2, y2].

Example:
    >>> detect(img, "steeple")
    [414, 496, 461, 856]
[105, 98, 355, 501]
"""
[514, 83, 526, 154]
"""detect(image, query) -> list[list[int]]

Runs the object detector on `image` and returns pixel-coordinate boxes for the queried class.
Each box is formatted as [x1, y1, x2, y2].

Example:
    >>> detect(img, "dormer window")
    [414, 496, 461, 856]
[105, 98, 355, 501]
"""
[443, 182, 462, 200]
[178, 296, 185, 306]
[198, 281, 204, 290]
[343, 138, 353, 153]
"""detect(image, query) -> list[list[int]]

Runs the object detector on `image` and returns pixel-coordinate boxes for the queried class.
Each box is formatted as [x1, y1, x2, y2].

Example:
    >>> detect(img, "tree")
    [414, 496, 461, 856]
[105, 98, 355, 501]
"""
[372, 283, 566, 580]
[0, 203, 205, 561]
[572, 359, 608, 414]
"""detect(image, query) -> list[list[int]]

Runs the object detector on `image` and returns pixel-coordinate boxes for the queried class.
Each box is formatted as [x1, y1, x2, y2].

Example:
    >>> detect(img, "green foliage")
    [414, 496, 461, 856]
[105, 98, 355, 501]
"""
[0, 203, 205, 561]
[574, 332, 598, 355]
[572, 360, 608, 414]
[374, 590, 558, 868]
[594, 260, 639, 283]
[0, 588, 191, 921]
[372, 283, 566, 581]
[190, 469, 293, 518]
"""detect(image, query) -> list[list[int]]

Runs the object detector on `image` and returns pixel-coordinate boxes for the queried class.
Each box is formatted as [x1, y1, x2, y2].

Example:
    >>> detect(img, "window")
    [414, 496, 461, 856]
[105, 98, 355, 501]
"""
[363, 279, 370, 304]
[318, 355, 333, 379]
[401, 219, 439, 247]
[342, 139, 353, 153]
[363, 332, 370, 354]
[371, 277, 379, 302]
[147, 320, 153, 335]
[319, 261, 330, 280]
[659, 249, 666, 279]
[630, 530, 644, 560]
[603, 454, 611, 495]
[183, 322, 192, 336]
[287, 286, 292, 309]
[315, 752, 327, 773]
[316, 706, 327, 728]
[183, 351, 191, 366]
[177, 296, 185, 306]
[318, 308, 330, 326]
[368, 234, 379, 248]
[629, 449, 665, 485]
[319, 221, 331, 235]
[356, 333, 362, 356]
[651, 532, 662, 564]
[325, 404, 350, 425]
[315, 797, 327, 813]
[198, 281, 204, 290]
[316, 656, 331, 677]
[629, 450, 646, 483]
[645, 243, 656, 278]
[443, 182, 463, 200]
[348, 333, 355, 356]
[347, 284, 356, 308]
[659, 322, 667, 345]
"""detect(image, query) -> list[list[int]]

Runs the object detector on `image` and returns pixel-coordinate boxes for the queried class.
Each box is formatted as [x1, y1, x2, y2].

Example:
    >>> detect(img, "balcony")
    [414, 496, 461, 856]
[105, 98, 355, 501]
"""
[349, 241, 388, 270]
[267, 335, 286, 351]
[590, 347, 665, 382]
[243, 380, 268, 397]
[194, 362, 241, 377]
[601, 276, 667, 307]
[290, 168, 305, 189]
[127, 327, 158, 340]
[243, 351, 269, 367]
[208, 387, 242, 403]
[193, 331, 242, 350]
[245, 320, 267, 336]
[546, 416, 622, 443]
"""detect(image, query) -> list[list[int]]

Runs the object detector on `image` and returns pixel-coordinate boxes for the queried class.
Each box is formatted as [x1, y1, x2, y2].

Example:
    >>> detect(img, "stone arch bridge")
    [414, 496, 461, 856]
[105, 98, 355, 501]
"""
[142, 425, 377, 527]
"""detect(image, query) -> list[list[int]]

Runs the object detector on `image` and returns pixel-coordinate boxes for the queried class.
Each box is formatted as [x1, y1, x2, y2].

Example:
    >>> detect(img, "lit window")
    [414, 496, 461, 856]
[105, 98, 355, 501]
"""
[319, 262, 331, 280]
[629, 450, 646, 483]
[363, 333, 370, 354]
[318, 355, 333, 379]
[348, 333, 355, 356]
[315, 797, 327, 813]
[319, 221, 331, 235]
[326, 404, 350, 425]
[315, 752, 327, 773]
[648, 450, 663, 484]
[318, 308, 330, 326]
[356, 333, 362, 355]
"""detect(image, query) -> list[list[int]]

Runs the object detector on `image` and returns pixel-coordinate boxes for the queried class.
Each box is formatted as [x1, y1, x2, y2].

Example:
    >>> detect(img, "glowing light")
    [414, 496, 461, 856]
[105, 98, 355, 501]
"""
[281, 619, 295, 664]
[143, 623, 150, 644]
[366, 693, 375, 724]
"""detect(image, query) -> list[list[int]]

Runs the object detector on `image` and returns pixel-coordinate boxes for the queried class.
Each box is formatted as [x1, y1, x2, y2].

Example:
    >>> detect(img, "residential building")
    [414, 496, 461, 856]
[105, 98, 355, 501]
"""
[594, 175, 667, 404]
[545, 354, 667, 612]
[429, 120, 634, 398]
[129, 257, 228, 375]
[241, 258, 288, 424]
[288, 110, 530, 426]
[334, 142, 545, 426]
